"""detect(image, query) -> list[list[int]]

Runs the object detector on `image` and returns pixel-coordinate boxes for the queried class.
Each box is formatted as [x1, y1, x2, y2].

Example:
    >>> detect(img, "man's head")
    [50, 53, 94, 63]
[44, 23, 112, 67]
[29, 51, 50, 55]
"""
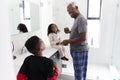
[25, 36, 45, 55]
[67, 2, 79, 18]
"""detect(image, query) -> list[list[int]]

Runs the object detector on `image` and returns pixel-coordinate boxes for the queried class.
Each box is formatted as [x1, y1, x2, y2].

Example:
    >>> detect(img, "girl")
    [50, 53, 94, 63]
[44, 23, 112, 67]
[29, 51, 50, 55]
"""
[47, 23, 69, 61]
[17, 23, 28, 33]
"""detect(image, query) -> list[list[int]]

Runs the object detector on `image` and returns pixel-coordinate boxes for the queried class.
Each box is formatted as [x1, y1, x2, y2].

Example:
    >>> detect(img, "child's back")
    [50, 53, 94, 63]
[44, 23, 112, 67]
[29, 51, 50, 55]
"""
[18, 55, 53, 80]
[17, 36, 54, 80]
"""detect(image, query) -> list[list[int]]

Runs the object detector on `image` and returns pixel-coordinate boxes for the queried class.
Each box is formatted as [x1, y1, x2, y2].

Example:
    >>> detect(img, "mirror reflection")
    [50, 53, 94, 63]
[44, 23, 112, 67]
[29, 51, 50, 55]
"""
[9, 0, 40, 35]
[17, 23, 28, 33]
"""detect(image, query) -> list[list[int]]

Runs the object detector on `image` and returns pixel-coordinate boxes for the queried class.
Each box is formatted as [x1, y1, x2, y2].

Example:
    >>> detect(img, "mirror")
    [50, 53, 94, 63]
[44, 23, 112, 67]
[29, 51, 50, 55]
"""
[9, 0, 40, 35]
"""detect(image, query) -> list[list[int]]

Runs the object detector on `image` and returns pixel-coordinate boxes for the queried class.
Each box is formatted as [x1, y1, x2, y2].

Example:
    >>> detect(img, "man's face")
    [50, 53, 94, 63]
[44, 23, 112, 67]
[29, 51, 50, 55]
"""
[67, 5, 77, 18]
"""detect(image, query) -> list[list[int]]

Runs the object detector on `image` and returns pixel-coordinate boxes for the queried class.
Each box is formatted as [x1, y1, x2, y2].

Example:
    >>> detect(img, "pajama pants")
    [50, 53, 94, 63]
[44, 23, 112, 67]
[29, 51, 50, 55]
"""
[71, 51, 88, 80]
[52, 45, 66, 58]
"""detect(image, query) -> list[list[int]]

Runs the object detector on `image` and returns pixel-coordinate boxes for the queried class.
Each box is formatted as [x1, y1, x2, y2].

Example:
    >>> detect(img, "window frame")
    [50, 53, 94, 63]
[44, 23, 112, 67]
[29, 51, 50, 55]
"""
[22, 0, 30, 20]
[87, 0, 102, 20]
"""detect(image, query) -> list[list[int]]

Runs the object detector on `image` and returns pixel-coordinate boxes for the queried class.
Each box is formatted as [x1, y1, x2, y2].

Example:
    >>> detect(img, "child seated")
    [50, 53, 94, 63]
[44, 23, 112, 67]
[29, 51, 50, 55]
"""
[47, 23, 69, 61]
[17, 36, 58, 80]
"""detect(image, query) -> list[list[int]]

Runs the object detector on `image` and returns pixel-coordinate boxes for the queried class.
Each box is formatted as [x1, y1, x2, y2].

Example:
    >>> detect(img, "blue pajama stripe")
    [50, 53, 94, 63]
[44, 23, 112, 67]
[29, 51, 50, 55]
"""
[71, 51, 88, 80]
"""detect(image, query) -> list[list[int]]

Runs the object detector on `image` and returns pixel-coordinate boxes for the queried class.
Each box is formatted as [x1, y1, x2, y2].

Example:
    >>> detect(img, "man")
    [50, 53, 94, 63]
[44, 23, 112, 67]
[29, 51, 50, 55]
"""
[62, 2, 89, 80]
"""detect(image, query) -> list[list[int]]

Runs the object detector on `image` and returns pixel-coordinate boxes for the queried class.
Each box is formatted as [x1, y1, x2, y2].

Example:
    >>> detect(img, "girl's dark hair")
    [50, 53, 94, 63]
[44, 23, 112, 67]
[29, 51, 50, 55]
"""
[47, 23, 59, 36]
[25, 36, 40, 54]
[18, 23, 28, 33]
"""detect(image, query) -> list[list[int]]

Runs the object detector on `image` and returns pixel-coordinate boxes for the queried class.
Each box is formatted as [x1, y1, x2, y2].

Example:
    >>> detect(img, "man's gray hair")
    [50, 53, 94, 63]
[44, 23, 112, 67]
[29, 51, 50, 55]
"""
[69, 2, 77, 7]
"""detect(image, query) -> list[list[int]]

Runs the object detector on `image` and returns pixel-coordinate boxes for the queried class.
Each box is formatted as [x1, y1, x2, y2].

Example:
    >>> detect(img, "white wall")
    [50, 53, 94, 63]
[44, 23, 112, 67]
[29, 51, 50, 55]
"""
[85, 0, 118, 65]
[88, 0, 118, 65]
[0, 0, 16, 80]
[9, 0, 20, 35]
[111, 0, 120, 69]
[39, 0, 54, 45]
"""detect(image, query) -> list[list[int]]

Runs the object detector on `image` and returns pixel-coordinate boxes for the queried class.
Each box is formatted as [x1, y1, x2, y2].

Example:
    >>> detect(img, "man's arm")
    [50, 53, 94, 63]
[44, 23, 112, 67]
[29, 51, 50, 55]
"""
[62, 32, 86, 45]
[64, 27, 71, 34]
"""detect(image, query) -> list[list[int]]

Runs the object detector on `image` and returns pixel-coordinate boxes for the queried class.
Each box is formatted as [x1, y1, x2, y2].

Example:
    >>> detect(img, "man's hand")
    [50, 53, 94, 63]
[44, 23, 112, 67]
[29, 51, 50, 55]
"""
[56, 42, 60, 45]
[61, 39, 70, 46]
[64, 27, 71, 34]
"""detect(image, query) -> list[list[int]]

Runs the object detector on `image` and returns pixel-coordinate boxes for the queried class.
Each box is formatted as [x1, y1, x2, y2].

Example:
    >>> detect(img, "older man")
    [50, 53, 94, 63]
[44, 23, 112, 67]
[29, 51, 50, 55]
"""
[62, 2, 89, 80]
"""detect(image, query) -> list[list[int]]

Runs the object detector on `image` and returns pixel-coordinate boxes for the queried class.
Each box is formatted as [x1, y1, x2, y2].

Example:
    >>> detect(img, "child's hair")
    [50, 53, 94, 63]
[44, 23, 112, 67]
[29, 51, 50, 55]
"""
[25, 36, 40, 54]
[18, 23, 28, 33]
[47, 23, 60, 36]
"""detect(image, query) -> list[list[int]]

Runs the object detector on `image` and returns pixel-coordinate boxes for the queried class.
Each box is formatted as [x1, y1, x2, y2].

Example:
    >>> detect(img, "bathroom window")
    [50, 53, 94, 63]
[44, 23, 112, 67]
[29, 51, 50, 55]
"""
[87, 0, 102, 19]
[87, 20, 100, 48]
[87, 0, 102, 48]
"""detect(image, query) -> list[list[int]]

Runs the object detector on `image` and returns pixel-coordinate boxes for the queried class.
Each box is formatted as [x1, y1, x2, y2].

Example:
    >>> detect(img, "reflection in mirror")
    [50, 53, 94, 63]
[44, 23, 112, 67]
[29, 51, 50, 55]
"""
[17, 23, 28, 33]
[19, 0, 31, 32]
[30, 2, 40, 32]
[10, 0, 40, 35]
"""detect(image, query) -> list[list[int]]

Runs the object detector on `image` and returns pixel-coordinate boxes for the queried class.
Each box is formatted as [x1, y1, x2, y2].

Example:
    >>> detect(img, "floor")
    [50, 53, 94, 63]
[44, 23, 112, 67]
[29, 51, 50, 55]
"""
[57, 46, 113, 80]
[13, 49, 115, 80]
[13, 54, 116, 80]
[58, 60, 113, 80]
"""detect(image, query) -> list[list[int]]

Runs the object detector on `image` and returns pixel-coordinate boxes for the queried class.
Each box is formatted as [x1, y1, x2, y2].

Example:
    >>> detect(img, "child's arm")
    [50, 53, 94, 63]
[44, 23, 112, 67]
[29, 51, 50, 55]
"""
[53, 62, 58, 77]
[53, 67, 58, 77]
[47, 68, 58, 80]
[47, 63, 58, 80]
[17, 58, 28, 80]
[17, 72, 27, 80]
